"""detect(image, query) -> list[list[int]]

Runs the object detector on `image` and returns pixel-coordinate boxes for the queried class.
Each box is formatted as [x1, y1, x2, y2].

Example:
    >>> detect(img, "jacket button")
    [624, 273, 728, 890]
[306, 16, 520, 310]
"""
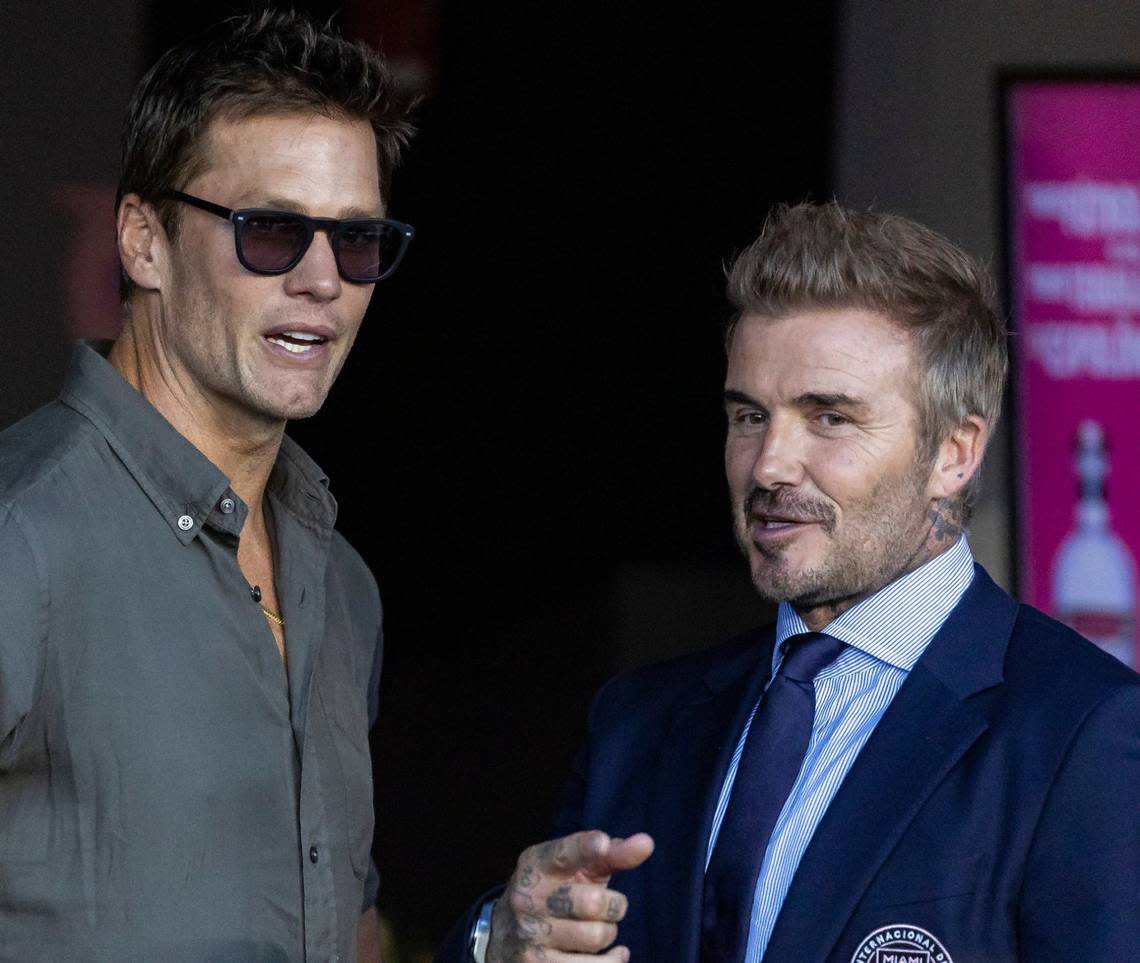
[309, 846, 319, 864]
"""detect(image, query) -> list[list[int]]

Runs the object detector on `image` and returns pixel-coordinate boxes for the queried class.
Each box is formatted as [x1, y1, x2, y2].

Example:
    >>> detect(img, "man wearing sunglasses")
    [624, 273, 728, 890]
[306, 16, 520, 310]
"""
[0, 11, 411, 963]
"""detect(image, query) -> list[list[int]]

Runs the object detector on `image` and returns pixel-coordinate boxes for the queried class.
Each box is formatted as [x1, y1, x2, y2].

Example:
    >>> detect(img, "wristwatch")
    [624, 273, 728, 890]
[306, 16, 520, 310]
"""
[470, 899, 495, 963]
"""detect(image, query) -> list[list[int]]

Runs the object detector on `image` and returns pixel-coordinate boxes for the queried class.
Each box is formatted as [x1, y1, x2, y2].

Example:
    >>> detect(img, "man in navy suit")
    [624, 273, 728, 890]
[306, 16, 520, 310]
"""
[438, 203, 1140, 963]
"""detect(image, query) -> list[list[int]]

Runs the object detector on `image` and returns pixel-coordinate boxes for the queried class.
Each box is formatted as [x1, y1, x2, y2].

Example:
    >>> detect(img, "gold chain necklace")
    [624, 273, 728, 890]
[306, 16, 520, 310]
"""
[260, 605, 285, 627]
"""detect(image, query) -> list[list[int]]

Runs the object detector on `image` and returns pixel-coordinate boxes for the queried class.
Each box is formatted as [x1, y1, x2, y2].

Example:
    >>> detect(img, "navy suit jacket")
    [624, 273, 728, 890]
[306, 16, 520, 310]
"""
[438, 566, 1140, 962]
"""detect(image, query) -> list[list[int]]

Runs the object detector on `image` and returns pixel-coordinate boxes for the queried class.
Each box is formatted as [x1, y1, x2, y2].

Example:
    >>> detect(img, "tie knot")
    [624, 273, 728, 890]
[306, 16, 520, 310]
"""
[778, 632, 846, 683]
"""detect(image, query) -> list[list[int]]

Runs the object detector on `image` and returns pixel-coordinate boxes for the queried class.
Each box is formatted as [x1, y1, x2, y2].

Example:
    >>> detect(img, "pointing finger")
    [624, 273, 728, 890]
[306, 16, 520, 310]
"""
[577, 832, 655, 881]
[531, 831, 611, 877]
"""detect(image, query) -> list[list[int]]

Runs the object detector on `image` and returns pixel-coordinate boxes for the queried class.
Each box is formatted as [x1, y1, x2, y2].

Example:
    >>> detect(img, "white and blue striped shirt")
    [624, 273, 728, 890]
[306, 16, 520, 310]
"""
[704, 536, 976, 962]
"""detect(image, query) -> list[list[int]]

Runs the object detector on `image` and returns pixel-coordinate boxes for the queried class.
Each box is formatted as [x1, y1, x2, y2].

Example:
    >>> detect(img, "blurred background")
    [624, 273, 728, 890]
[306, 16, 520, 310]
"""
[2, 1, 1138, 958]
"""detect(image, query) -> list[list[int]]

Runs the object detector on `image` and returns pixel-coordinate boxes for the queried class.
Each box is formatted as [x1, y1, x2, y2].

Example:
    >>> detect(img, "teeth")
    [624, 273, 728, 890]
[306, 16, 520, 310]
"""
[268, 337, 315, 354]
[763, 521, 793, 529]
[281, 331, 323, 342]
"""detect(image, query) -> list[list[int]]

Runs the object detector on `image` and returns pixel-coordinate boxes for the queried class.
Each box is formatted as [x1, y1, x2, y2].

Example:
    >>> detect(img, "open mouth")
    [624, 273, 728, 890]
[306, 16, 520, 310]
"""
[754, 515, 814, 528]
[750, 515, 819, 541]
[264, 331, 328, 355]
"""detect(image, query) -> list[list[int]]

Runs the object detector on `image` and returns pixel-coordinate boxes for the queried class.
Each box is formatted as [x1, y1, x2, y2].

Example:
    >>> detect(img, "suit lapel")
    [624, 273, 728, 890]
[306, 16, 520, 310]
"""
[763, 566, 1018, 962]
[646, 631, 775, 963]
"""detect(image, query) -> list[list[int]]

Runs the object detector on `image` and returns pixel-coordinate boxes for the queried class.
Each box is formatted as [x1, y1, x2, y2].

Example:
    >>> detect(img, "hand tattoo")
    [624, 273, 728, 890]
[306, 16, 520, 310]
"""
[517, 863, 539, 890]
[498, 908, 550, 962]
[607, 895, 622, 921]
[518, 914, 552, 941]
[540, 838, 573, 873]
[546, 884, 573, 917]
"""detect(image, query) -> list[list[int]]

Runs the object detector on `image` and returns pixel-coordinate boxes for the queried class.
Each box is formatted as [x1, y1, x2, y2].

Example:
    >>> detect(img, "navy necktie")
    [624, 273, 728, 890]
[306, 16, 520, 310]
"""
[700, 631, 847, 963]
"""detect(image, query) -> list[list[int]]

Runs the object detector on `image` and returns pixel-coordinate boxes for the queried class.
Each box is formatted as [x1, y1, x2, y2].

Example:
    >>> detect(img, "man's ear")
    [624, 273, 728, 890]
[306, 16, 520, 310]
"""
[117, 194, 169, 292]
[927, 415, 989, 501]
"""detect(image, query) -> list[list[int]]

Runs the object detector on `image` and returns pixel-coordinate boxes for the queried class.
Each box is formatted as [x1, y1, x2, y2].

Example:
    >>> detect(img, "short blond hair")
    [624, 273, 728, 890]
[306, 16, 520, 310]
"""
[726, 202, 1007, 517]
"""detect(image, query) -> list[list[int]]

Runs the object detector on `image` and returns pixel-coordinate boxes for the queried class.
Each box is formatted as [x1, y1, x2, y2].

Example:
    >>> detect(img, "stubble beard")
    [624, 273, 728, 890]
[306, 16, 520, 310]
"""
[736, 461, 933, 610]
[170, 309, 338, 427]
[165, 259, 344, 426]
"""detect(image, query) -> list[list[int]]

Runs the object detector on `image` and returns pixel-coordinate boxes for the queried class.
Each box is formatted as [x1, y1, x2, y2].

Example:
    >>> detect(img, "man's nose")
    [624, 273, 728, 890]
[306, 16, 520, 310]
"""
[750, 421, 805, 488]
[284, 230, 343, 301]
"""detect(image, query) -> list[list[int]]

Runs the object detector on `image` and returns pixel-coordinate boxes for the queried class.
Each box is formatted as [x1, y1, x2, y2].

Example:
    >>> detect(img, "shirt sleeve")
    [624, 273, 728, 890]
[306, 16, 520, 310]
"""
[0, 506, 48, 752]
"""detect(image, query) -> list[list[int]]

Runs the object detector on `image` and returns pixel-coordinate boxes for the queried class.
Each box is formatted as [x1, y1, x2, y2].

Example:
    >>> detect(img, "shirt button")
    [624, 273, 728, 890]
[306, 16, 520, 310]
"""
[177, 515, 194, 531]
[309, 845, 319, 864]
[219, 497, 236, 515]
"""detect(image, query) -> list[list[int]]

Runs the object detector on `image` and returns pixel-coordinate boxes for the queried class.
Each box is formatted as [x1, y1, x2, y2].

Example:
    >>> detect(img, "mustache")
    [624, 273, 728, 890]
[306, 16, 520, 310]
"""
[744, 488, 837, 533]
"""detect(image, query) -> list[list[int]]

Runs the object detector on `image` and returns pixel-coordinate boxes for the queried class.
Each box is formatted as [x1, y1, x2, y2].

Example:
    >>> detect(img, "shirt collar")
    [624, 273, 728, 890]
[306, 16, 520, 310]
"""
[269, 434, 337, 531]
[59, 341, 336, 542]
[773, 535, 976, 673]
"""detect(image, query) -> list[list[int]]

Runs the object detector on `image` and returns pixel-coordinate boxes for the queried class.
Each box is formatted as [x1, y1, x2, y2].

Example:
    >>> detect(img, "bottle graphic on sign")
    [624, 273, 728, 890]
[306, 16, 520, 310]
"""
[1052, 420, 1137, 668]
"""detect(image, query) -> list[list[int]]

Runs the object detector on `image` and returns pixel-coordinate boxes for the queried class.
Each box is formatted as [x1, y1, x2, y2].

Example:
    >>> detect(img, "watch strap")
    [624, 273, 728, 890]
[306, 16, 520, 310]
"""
[470, 898, 495, 963]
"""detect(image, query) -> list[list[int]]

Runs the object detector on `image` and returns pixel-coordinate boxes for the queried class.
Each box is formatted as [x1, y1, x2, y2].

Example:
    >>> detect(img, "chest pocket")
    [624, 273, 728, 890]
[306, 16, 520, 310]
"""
[860, 851, 981, 910]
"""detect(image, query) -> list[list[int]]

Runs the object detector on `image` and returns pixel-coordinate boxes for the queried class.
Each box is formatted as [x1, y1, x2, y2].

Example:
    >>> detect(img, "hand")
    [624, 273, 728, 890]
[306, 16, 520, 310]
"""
[487, 830, 654, 962]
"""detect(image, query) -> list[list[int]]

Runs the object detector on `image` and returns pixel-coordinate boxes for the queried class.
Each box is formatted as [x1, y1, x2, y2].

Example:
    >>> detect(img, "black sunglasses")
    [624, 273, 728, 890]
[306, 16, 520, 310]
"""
[159, 190, 414, 284]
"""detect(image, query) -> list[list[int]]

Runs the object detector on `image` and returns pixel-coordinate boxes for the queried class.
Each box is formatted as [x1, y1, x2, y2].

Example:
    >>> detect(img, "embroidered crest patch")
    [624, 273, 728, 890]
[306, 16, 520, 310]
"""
[849, 924, 954, 963]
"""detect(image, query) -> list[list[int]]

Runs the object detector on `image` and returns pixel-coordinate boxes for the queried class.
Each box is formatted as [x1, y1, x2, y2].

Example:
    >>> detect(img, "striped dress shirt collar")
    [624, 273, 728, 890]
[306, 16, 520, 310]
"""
[772, 535, 976, 676]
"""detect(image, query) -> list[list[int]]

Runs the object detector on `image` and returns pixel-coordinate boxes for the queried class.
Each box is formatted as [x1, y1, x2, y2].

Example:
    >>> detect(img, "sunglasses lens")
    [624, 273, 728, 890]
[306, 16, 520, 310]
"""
[237, 214, 310, 273]
[337, 221, 407, 282]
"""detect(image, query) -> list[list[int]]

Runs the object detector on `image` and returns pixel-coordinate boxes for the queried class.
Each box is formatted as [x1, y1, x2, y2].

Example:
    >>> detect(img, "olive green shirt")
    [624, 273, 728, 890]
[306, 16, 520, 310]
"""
[0, 342, 382, 962]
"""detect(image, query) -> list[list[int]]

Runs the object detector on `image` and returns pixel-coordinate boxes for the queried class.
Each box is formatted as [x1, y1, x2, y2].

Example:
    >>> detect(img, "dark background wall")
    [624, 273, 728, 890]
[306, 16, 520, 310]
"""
[356, 6, 835, 947]
[2, 0, 834, 953]
[0, 1, 145, 423]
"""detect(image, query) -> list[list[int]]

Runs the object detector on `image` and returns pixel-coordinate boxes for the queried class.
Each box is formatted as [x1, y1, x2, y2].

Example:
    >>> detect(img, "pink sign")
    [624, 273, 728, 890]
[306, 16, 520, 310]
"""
[1009, 80, 1140, 669]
